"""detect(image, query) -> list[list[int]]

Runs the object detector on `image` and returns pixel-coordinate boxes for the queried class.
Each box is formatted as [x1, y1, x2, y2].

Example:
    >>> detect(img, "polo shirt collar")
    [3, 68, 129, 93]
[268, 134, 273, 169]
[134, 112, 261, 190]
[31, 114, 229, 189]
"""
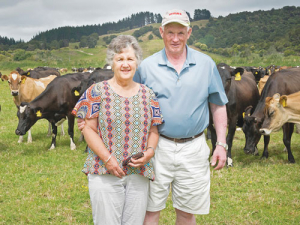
[158, 45, 197, 67]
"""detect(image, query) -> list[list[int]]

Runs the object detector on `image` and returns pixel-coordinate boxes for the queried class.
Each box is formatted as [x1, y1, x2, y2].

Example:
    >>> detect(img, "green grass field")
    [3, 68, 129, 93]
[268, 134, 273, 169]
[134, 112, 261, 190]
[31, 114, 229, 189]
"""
[1, 70, 300, 224]
[1, 28, 300, 224]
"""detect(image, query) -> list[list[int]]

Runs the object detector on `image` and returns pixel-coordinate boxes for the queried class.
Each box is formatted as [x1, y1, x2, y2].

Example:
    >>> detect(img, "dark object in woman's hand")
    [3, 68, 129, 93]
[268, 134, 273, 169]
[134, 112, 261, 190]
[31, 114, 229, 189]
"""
[122, 152, 144, 166]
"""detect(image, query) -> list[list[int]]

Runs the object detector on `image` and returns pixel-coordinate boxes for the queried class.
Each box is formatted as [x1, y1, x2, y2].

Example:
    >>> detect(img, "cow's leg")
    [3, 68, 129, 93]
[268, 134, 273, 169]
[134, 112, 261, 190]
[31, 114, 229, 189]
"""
[27, 128, 32, 143]
[261, 135, 270, 158]
[282, 123, 295, 163]
[206, 127, 211, 140]
[67, 115, 76, 150]
[295, 124, 300, 134]
[18, 135, 24, 143]
[55, 117, 66, 136]
[61, 124, 65, 136]
[49, 122, 57, 150]
[226, 116, 238, 167]
[79, 133, 84, 142]
[47, 122, 51, 136]
[208, 120, 217, 155]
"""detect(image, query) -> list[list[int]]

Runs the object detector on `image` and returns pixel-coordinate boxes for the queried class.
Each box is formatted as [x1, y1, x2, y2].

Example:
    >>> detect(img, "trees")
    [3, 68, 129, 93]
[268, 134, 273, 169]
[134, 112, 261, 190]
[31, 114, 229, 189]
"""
[59, 39, 69, 48]
[103, 35, 117, 45]
[2, 7, 300, 54]
[79, 33, 98, 48]
[50, 40, 59, 50]
[32, 11, 162, 45]
[192, 6, 300, 54]
[194, 9, 211, 20]
[132, 26, 153, 39]
[186, 11, 193, 22]
[13, 49, 32, 61]
[289, 27, 300, 46]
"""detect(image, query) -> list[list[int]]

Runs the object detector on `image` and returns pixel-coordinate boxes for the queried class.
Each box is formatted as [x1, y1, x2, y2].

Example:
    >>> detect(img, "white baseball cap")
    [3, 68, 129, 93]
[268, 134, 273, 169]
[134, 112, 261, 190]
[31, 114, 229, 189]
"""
[161, 9, 190, 27]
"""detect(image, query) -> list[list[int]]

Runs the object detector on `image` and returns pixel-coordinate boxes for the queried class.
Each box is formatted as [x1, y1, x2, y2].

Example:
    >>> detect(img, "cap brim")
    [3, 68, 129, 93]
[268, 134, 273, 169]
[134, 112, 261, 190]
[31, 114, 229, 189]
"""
[162, 19, 190, 27]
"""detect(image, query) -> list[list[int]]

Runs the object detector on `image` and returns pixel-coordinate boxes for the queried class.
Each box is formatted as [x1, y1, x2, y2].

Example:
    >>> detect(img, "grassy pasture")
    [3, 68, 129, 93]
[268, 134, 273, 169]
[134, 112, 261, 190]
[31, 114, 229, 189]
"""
[1, 27, 300, 223]
[1, 69, 300, 225]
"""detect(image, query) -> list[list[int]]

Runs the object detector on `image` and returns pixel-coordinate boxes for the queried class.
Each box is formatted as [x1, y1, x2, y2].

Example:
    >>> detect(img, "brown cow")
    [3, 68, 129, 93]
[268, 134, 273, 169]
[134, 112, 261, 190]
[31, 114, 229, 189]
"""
[258, 75, 270, 95]
[260, 92, 300, 135]
[2, 71, 57, 143]
[59, 68, 68, 73]
[243, 67, 300, 163]
[257, 66, 294, 95]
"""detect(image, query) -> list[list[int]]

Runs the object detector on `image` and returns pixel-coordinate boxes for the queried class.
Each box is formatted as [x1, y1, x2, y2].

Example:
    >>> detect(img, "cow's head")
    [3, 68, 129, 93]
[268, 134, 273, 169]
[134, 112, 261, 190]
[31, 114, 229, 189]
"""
[266, 65, 277, 75]
[4, 71, 27, 96]
[217, 63, 234, 94]
[242, 106, 263, 154]
[231, 67, 244, 77]
[72, 79, 89, 97]
[260, 93, 287, 135]
[250, 67, 266, 83]
[217, 65, 245, 95]
[15, 102, 42, 136]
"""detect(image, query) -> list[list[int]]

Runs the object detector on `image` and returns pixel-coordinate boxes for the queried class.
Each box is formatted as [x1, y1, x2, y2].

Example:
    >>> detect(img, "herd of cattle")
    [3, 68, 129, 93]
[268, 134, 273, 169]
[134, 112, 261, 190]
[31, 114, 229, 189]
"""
[1, 64, 300, 166]
[1, 66, 113, 150]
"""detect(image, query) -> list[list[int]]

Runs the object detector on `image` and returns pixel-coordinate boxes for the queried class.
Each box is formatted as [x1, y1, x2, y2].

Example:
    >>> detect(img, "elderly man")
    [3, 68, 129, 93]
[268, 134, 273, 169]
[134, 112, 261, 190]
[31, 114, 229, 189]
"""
[133, 9, 228, 225]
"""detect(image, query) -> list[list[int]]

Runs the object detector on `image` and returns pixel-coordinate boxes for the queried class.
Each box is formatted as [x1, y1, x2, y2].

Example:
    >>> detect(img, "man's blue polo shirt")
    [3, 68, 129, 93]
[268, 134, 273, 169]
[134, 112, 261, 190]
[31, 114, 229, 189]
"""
[134, 46, 228, 138]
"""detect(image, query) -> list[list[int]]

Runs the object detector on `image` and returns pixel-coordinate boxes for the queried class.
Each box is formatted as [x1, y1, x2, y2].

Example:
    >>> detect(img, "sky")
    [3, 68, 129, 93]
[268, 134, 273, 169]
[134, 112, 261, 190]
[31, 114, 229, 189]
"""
[1, 0, 300, 42]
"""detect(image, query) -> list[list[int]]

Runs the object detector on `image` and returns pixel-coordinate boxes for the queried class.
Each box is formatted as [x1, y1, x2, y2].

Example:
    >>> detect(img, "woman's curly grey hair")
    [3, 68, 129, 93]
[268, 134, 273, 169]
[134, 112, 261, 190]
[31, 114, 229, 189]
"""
[106, 35, 143, 67]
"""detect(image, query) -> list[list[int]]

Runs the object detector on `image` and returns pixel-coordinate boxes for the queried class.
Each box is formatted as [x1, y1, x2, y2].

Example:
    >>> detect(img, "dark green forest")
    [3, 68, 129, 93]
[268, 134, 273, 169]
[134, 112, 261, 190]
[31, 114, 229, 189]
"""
[0, 6, 299, 56]
[191, 6, 300, 56]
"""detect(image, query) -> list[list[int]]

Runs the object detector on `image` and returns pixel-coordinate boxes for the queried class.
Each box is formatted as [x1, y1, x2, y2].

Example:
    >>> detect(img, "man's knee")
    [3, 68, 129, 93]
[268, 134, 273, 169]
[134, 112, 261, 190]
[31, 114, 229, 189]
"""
[143, 211, 160, 225]
[175, 209, 196, 225]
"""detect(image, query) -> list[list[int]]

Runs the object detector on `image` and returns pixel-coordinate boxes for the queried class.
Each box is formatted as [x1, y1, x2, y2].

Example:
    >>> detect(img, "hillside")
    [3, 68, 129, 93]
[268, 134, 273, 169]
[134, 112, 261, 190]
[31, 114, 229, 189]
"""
[199, 6, 300, 50]
[1, 6, 300, 74]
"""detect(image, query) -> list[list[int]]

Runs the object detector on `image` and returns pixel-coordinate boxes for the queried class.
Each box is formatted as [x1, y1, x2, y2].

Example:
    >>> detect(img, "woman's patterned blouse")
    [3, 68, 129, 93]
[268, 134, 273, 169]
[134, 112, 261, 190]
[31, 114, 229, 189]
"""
[72, 81, 164, 180]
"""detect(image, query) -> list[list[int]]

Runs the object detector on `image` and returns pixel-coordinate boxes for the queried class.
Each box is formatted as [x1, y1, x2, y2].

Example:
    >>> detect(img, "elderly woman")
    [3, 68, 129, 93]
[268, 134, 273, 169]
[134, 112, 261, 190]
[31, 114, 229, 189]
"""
[72, 35, 164, 225]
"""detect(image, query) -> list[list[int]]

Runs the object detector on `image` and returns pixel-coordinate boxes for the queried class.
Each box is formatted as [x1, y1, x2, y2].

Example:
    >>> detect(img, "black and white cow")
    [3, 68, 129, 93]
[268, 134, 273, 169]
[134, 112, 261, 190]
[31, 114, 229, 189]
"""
[15, 72, 90, 150]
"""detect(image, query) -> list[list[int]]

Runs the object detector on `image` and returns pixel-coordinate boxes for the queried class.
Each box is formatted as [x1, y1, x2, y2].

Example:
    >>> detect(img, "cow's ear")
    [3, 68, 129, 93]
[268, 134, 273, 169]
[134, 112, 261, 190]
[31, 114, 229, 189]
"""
[265, 96, 273, 105]
[72, 87, 80, 96]
[279, 96, 287, 107]
[244, 105, 253, 117]
[272, 93, 281, 101]
[233, 67, 244, 75]
[250, 68, 258, 74]
[21, 76, 27, 84]
[34, 107, 43, 117]
[2, 75, 8, 81]
[231, 67, 244, 80]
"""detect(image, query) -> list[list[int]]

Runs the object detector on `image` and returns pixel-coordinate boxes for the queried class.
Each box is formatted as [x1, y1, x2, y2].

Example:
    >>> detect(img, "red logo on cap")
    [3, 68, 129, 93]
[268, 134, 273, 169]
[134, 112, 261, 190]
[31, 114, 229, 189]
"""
[169, 12, 182, 16]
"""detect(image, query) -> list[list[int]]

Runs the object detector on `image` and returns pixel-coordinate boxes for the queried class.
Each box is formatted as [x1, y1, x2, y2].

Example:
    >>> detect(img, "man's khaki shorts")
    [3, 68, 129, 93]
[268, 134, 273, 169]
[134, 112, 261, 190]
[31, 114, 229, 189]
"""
[147, 133, 210, 214]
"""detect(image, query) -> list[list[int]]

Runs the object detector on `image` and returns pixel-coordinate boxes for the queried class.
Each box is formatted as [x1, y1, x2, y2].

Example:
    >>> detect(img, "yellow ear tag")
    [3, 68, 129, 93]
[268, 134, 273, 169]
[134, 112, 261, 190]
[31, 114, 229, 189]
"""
[282, 99, 287, 107]
[27, 72, 30, 75]
[36, 110, 42, 117]
[21, 79, 26, 84]
[74, 90, 80, 96]
[235, 72, 241, 81]
[255, 72, 258, 74]
[243, 112, 245, 118]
